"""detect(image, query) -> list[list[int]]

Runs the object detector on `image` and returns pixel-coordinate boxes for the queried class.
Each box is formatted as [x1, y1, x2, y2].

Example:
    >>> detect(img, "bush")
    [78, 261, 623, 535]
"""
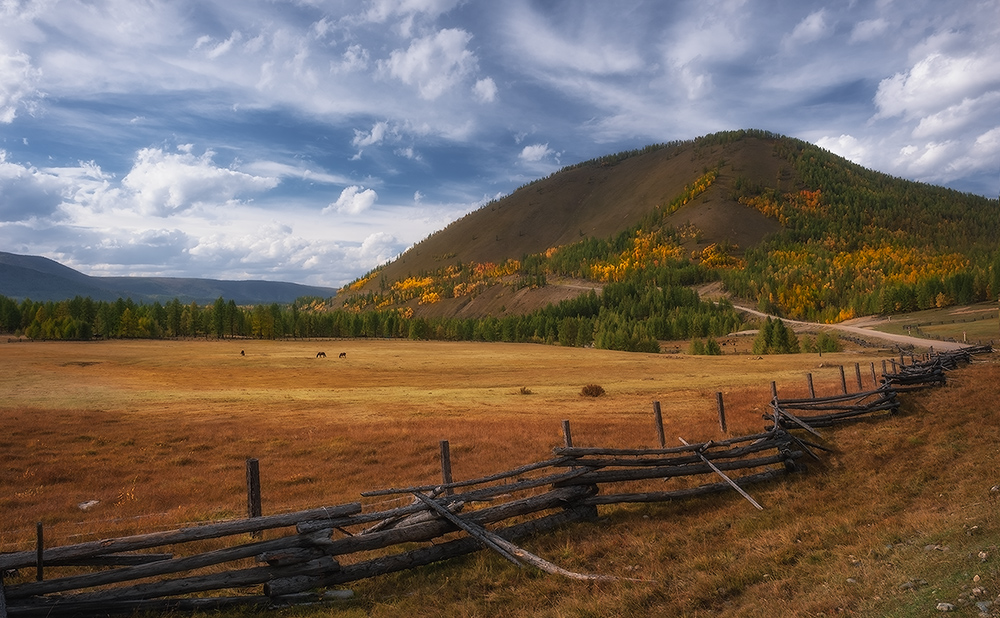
[519, 386, 533, 395]
[580, 384, 606, 397]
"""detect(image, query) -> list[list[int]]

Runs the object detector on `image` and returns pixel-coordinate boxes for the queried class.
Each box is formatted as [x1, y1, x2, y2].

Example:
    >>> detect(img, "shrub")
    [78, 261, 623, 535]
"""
[580, 384, 605, 397]
[519, 386, 533, 395]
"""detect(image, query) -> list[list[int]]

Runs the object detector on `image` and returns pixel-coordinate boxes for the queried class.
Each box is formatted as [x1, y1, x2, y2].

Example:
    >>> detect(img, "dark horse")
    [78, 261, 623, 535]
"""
[316, 351, 327, 358]
[339, 352, 347, 358]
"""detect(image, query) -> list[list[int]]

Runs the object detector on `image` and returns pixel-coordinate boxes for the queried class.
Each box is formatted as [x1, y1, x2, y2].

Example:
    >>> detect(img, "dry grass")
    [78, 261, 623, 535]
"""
[2, 339, 998, 617]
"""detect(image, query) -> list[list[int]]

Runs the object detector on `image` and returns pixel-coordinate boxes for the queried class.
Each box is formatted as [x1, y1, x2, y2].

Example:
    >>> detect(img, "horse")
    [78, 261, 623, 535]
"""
[339, 352, 347, 358]
[316, 351, 327, 358]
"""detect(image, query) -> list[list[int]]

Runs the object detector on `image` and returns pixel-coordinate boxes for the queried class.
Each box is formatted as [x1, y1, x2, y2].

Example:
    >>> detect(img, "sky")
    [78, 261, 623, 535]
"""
[1, 0, 998, 289]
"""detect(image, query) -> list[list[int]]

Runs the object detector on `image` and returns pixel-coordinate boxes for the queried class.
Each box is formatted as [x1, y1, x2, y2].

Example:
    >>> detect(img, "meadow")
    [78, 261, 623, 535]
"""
[2, 338, 999, 617]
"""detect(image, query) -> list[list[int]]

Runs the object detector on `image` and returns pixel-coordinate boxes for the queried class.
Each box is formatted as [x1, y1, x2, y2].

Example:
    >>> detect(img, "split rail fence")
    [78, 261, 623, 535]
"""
[0, 345, 992, 617]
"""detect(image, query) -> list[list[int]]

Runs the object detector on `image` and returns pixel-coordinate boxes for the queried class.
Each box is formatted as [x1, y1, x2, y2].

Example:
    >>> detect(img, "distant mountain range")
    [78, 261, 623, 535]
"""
[0, 251, 338, 304]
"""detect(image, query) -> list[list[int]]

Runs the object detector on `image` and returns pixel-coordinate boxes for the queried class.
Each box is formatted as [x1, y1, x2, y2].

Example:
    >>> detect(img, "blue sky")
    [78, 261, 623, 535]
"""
[1, 0, 998, 288]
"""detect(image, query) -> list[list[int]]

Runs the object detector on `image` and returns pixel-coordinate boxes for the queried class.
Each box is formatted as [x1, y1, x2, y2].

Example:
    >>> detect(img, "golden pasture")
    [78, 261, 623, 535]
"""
[1, 339, 866, 545]
[4, 339, 998, 617]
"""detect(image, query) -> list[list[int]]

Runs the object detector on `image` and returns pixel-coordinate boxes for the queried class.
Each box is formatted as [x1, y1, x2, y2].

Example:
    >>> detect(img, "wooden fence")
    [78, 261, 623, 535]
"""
[0, 345, 992, 617]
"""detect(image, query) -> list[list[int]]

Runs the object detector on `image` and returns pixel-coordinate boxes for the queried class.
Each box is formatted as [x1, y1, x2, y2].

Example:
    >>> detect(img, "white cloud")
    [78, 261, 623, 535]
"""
[0, 51, 42, 123]
[0, 150, 67, 221]
[382, 28, 477, 100]
[352, 121, 391, 147]
[815, 134, 869, 164]
[850, 18, 888, 43]
[122, 147, 279, 216]
[325, 185, 378, 215]
[519, 143, 553, 162]
[874, 52, 1000, 121]
[784, 10, 831, 48]
[473, 77, 497, 103]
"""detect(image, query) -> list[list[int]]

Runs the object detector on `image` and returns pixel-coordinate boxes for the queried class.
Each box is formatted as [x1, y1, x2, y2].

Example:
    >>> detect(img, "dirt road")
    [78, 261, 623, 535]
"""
[731, 304, 969, 352]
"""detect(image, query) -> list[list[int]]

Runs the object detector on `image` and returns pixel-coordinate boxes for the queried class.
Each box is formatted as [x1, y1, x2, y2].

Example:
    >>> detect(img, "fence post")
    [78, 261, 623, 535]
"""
[839, 365, 847, 394]
[716, 392, 727, 434]
[871, 362, 878, 385]
[439, 440, 454, 495]
[35, 522, 43, 582]
[807, 373, 815, 398]
[855, 363, 863, 391]
[562, 420, 573, 448]
[245, 458, 262, 538]
[652, 401, 665, 448]
[770, 381, 778, 400]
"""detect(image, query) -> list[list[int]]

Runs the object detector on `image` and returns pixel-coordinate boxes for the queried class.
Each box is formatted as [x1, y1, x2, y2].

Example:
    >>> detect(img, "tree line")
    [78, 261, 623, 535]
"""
[0, 270, 746, 354]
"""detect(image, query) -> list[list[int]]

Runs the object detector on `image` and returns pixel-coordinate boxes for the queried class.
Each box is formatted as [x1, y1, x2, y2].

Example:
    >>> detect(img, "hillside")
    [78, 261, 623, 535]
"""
[337, 130, 1000, 325]
[0, 251, 337, 304]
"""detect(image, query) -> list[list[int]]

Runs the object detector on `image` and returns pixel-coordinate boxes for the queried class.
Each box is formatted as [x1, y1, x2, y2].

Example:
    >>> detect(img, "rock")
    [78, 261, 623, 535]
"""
[936, 602, 955, 611]
[77, 500, 100, 511]
[975, 600, 992, 614]
[323, 590, 354, 600]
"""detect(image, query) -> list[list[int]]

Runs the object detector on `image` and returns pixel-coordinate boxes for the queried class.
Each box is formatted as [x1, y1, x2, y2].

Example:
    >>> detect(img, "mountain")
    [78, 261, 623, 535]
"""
[338, 129, 999, 323]
[0, 252, 337, 304]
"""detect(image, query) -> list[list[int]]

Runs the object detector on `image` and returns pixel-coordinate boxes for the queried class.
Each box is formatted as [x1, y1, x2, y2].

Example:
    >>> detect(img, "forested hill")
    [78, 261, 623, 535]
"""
[340, 129, 1000, 324]
[0, 251, 337, 304]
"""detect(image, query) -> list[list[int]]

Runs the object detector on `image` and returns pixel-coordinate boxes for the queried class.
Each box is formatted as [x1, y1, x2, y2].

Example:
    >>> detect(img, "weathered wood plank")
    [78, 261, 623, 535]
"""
[0, 503, 361, 571]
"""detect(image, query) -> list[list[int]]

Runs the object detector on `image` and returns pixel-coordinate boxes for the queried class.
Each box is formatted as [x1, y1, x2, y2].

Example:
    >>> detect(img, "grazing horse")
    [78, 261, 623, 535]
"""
[339, 352, 347, 358]
[240, 350, 245, 356]
[316, 351, 327, 358]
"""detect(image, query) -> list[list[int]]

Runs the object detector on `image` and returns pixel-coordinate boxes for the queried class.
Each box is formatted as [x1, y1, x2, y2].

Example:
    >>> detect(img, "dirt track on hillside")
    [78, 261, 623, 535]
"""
[730, 304, 968, 352]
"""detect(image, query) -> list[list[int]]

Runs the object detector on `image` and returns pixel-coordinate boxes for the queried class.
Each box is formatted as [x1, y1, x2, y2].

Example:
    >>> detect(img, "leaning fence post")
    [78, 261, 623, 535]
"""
[439, 440, 454, 495]
[770, 381, 778, 400]
[716, 392, 727, 434]
[806, 373, 816, 398]
[245, 458, 262, 538]
[652, 401, 665, 448]
[562, 420, 573, 448]
[839, 365, 847, 394]
[855, 363, 863, 391]
[35, 522, 43, 582]
[871, 362, 878, 385]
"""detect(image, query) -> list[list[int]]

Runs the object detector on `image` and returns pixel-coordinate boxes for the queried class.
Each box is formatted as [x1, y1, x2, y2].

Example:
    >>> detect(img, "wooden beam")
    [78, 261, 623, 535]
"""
[678, 438, 763, 511]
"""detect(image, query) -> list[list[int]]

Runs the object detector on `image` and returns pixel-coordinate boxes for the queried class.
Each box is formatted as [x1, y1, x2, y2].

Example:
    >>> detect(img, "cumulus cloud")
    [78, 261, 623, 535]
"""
[518, 143, 553, 162]
[815, 134, 869, 164]
[874, 52, 1000, 121]
[0, 51, 42, 123]
[382, 28, 477, 100]
[122, 147, 279, 216]
[0, 151, 66, 221]
[325, 185, 378, 215]
[473, 77, 497, 102]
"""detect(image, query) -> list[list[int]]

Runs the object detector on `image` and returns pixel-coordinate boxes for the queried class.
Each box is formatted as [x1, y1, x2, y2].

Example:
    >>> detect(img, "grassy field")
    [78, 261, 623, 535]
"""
[867, 302, 999, 346]
[2, 338, 999, 617]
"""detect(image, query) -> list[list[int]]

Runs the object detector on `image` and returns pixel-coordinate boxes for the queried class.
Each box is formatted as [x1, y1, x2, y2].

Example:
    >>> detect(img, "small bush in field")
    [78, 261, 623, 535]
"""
[519, 386, 533, 395]
[580, 384, 605, 397]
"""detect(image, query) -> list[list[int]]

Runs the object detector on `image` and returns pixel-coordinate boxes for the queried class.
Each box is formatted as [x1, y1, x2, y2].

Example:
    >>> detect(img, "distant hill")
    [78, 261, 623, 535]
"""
[0, 252, 337, 304]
